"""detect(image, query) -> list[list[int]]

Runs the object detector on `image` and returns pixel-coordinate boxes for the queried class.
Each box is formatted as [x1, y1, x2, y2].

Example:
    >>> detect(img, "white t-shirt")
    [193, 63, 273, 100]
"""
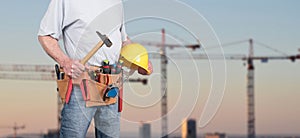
[38, 0, 128, 65]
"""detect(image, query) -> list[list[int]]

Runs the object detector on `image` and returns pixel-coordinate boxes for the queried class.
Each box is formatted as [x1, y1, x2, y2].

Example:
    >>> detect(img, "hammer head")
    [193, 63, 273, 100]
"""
[96, 31, 112, 47]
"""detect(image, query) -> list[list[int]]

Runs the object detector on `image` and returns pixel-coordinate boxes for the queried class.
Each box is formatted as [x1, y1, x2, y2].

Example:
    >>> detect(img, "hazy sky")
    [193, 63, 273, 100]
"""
[0, 0, 300, 137]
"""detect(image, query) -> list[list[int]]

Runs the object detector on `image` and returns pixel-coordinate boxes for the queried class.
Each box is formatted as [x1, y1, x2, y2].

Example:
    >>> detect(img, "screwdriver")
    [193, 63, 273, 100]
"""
[110, 64, 117, 74]
[102, 59, 110, 74]
[116, 60, 123, 74]
[55, 64, 61, 80]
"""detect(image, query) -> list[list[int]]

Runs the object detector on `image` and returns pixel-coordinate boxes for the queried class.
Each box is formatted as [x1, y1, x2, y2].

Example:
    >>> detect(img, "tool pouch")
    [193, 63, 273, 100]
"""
[56, 74, 70, 103]
[86, 72, 122, 107]
[55, 68, 123, 107]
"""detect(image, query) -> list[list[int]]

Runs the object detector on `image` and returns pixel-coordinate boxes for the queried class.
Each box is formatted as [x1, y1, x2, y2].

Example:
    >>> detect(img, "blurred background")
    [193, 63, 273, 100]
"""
[0, 0, 299, 138]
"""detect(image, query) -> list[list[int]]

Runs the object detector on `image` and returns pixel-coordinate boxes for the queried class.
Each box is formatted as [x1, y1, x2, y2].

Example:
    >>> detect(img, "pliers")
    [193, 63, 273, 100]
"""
[65, 78, 90, 104]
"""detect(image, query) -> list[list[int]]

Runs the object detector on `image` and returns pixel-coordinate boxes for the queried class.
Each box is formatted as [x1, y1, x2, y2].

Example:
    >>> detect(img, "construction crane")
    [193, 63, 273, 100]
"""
[161, 29, 168, 138]
[0, 64, 148, 136]
[139, 29, 300, 138]
[139, 29, 201, 138]
[0, 123, 25, 138]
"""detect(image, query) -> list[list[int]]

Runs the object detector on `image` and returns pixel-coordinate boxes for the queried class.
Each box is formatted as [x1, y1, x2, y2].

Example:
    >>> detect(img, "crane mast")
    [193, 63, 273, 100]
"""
[247, 39, 255, 138]
[161, 29, 168, 138]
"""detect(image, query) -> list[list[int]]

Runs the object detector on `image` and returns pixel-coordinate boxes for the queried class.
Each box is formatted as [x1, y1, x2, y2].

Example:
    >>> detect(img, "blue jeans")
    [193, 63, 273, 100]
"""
[60, 86, 120, 138]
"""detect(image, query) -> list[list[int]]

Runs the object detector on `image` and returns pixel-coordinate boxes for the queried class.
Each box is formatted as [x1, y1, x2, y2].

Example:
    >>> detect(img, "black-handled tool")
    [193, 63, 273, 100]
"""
[55, 64, 61, 80]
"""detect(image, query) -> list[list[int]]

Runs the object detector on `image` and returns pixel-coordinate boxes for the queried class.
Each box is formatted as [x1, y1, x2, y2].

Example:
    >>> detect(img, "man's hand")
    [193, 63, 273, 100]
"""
[38, 35, 87, 78]
[122, 37, 132, 47]
[138, 60, 153, 75]
[61, 59, 87, 79]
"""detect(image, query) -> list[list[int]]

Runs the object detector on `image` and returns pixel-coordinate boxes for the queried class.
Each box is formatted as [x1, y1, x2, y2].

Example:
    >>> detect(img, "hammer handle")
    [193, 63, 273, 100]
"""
[80, 40, 105, 65]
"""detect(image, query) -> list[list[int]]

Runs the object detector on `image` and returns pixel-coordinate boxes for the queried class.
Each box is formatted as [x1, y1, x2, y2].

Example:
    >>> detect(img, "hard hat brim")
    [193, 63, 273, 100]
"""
[121, 57, 151, 75]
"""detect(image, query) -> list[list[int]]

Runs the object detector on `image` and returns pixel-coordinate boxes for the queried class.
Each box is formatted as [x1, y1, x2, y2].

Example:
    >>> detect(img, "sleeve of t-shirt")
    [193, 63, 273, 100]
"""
[120, 5, 128, 42]
[38, 0, 64, 40]
[121, 23, 128, 42]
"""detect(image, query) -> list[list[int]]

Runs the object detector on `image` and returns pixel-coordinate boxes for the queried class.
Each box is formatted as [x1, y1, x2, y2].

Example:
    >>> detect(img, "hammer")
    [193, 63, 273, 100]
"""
[72, 31, 112, 84]
[65, 31, 112, 103]
[81, 31, 113, 64]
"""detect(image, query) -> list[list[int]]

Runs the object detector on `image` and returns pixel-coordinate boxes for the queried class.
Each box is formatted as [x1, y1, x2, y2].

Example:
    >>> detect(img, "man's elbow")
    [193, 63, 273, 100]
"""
[38, 35, 57, 46]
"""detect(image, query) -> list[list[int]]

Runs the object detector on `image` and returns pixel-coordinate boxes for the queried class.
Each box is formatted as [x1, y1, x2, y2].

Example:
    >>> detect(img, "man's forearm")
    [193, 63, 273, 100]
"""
[38, 35, 85, 78]
[38, 36, 70, 66]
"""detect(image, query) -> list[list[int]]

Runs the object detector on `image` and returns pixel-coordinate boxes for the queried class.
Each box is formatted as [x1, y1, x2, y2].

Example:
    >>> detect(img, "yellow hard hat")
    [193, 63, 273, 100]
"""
[120, 43, 151, 74]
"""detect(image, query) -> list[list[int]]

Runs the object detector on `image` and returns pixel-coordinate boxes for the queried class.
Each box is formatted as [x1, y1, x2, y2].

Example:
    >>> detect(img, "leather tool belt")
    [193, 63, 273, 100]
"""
[56, 66, 123, 108]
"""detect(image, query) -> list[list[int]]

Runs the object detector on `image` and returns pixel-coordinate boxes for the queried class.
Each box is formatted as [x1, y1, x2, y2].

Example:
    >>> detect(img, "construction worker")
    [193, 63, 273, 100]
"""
[38, 0, 152, 137]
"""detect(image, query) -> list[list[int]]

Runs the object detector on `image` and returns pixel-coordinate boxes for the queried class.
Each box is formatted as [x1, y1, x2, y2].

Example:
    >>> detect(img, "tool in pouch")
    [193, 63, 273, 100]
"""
[100, 60, 120, 101]
[55, 31, 123, 110]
